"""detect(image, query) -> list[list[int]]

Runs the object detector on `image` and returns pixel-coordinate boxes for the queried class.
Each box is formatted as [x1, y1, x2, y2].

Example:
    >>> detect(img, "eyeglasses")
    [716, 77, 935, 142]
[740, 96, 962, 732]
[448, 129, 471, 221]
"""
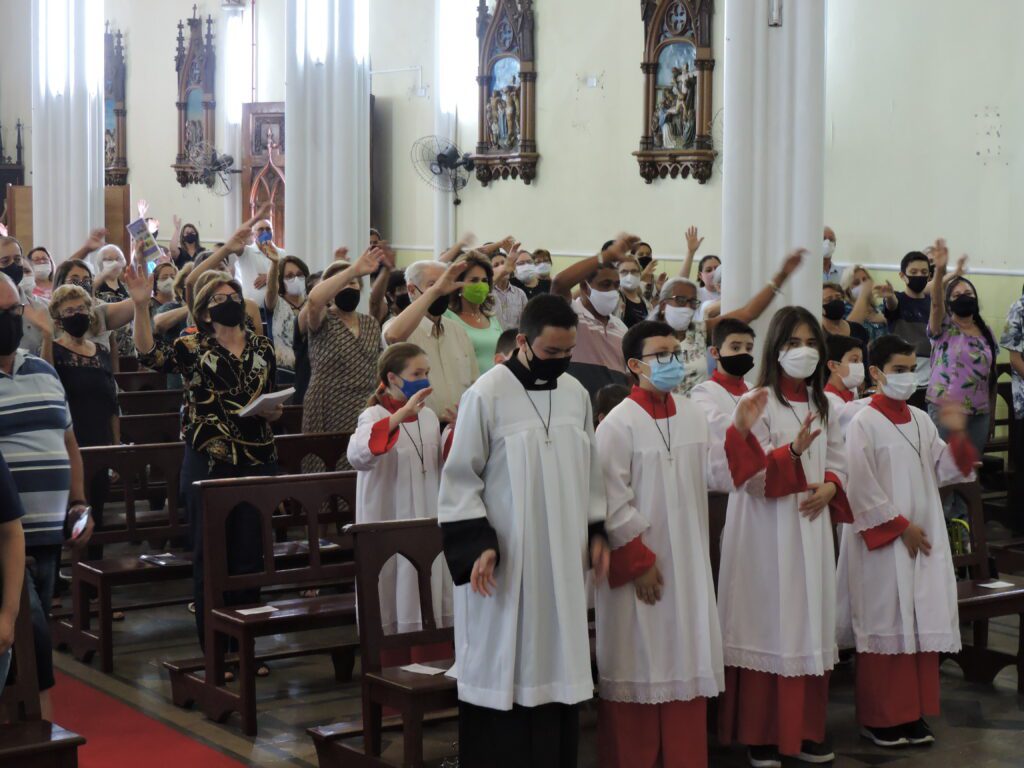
[57, 307, 88, 319]
[0, 304, 25, 317]
[209, 293, 243, 306]
[642, 350, 683, 364]
[255, 227, 272, 234]
[0, 254, 22, 268]
[664, 296, 700, 309]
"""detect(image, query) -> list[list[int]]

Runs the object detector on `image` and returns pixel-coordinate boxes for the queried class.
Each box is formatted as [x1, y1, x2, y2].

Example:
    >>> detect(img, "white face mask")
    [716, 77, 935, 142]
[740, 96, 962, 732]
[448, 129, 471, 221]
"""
[284, 276, 307, 297]
[103, 259, 123, 274]
[535, 262, 552, 277]
[515, 264, 537, 283]
[32, 263, 50, 279]
[778, 346, 820, 380]
[880, 371, 916, 401]
[587, 285, 620, 317]
[664, 304, 695, 331]
[620, 273, 641, 292]
[850, 284, 862, 300]
[157, 277, 175, 295]
[841, 362, 865, 390]
[823, 239, 836, 259]
[19, 272, 35, 292]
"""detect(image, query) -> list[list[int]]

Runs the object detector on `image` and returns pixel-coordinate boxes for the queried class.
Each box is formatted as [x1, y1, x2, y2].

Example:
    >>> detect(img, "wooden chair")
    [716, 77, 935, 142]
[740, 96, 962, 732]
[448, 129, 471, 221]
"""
[310, 519, 458, 768]
[118, 389, 186, 415]
[114, 370, 171, 392]
[165, 471, 360, 735]
[943, 482, 1024, 692]
[0, 565, 41, 722]
[119, 412, 183, 444]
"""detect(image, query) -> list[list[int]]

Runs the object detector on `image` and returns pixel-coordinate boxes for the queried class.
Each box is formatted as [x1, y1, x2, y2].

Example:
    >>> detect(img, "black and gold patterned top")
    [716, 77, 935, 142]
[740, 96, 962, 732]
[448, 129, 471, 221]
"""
[139, 331, 278, 467]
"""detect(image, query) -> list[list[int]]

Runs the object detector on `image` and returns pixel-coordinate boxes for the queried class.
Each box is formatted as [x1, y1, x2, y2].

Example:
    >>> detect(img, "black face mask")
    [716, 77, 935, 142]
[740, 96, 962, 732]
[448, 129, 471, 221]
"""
[526, 347, 572, 383]
[1, 263, 24, 286]
[334, 288, 361, 313]
[822, 299, 846, 321]
[905, 275, 928, 294]
[637, 255, 653, 270]
[0, 311, 24, 355]
[61, 313, 91, 339]
[950, 294, 978, 318]
[393, 293, 411, 311]
[427, 293, 451, 318]
[718, 352, 754, 378]
[209, 299, 245, 328]
[71, 279, 94, 295]
[183, 232, 199, 245]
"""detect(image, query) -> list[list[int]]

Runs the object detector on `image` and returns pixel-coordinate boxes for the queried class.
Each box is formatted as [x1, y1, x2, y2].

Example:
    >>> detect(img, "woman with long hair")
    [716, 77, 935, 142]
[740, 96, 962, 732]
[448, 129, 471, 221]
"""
[840, 264, 889, 345]
[169, 220, 204, 268]
[265, 252, 311, 385]
[444, 252, 502, 374]
[27, 247, 56, 300]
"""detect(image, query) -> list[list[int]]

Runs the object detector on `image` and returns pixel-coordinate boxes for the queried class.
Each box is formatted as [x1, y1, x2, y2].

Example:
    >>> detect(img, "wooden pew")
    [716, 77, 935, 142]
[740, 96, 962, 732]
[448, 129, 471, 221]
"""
[118, 404, 304, 444]
[310, 519, 457, 768]
[165, 470, 360, 735]
[114, 370, 170, 392]
[118, 389, 185, 415]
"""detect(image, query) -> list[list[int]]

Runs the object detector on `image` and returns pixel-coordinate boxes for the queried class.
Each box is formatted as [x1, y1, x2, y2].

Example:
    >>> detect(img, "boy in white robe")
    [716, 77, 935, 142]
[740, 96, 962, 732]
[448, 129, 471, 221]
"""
[837, 335, 975, 747]
[690, 318, 756, 438]
[595, 321, 770, 768]
[823, 334, 868, 431]
[438, 293, 610, 768]
[347, 343, 453, 664]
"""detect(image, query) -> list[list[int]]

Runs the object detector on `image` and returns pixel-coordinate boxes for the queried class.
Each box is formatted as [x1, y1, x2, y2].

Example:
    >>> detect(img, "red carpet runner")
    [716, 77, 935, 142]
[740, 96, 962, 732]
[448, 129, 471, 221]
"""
[52, 671, 246, 768]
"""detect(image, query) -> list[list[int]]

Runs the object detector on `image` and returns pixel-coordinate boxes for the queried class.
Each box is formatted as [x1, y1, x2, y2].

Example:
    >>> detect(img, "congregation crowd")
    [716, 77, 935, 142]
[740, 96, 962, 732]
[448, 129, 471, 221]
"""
[0, 206, 1022, 767]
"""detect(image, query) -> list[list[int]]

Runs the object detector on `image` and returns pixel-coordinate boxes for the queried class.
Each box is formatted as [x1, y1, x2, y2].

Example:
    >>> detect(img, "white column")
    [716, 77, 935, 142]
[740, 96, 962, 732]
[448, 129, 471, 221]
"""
[721, 0, 826, 320]
[31, 0, 104, 261]
[220, 4, 251, 238]
[285, 0, 371, 272]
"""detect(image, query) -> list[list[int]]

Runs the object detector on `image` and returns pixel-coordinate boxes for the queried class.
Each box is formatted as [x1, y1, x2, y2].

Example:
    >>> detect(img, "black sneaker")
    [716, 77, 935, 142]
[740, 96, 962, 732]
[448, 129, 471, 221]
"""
[796, 740, 836, 763]
[903, 719, 935, 745]
[748, 745, 783, 768]
[860, 725, 909, 747]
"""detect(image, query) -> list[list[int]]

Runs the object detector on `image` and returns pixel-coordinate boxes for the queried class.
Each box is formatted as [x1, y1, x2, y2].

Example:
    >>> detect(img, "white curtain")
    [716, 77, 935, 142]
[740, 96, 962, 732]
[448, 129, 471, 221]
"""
[31, 0, 104, 261]
[721, 0, 827, 319]
[285, 0, 370, 272]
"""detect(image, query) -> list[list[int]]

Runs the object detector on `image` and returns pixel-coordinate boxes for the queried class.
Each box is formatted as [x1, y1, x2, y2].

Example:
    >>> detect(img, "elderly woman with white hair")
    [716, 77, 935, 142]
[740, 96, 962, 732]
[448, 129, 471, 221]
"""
[647, 251, 804, 395]
[91, 244, 135, 361]
[840, 264, 889, 345]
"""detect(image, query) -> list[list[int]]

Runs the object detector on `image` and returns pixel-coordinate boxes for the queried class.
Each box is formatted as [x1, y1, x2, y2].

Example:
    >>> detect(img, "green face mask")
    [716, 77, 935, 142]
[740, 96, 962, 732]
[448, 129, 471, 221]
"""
[462, 282, 490, 305]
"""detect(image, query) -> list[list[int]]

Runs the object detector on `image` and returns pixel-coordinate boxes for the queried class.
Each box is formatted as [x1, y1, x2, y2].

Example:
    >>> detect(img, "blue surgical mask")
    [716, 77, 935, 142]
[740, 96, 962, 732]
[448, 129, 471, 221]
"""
[645, 358, 685, 393]
[399, 376, 431, 400]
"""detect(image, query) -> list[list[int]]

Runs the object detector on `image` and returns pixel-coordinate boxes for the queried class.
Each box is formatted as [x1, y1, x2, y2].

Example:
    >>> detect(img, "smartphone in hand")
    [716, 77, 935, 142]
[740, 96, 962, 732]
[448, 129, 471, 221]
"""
[69, 507, 91, 540]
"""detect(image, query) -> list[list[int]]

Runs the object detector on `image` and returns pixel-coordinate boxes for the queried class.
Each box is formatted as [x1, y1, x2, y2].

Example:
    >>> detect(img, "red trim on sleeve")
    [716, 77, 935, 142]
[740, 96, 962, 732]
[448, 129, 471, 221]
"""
[724, 425, 767, 487]
[860, 515, 910, 550]
[825, 470, 853, 524]
[442, 427, 455, 462]
[368, 417, 400, 456]
[764, 445, 808, 498]
[608, 535, 657, 589]
[947, 431, 978, 478]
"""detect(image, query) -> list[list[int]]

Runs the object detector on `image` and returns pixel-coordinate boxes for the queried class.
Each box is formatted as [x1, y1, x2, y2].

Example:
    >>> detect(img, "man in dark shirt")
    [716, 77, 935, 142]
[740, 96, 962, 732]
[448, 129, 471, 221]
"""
[0, 452, 26, 694]
[882, 251, 932, 408]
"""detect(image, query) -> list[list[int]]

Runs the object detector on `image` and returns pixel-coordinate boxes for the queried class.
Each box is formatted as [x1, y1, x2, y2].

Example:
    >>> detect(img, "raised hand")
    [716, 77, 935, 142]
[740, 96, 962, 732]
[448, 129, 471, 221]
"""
[0, 223, 7, 237]
[605, 233, 642, 263]
[254, 273, 268, 290]
[791, 412, 822, 456]
[471, 549, 498, 596]
[874, 281, 895, 300]
[655, 272, 668, 294]
[354, 246, 384, 276]
[901, 523, 931, 558]
[931, 238, 949, 272]
[433, 260, 470, 295]
[640, 259, 660, 283]
[634, 563, 664, 605]
[685, 225, 704, 255]
[124, 263, 153, 304]
[779, 249, 805, 278]
[799, 481, 837, 521]
[334, 246, 350, 262]
[137, 198, 149, 219]
[82, 228, 108, 252]
[225, 223, 256, 254]
[398, 386, 433, 421]
[733, 388, 769, 435]
[172, 214, 182, 232]
[955, 253, 969, 275]
[937, 402, 968, 434]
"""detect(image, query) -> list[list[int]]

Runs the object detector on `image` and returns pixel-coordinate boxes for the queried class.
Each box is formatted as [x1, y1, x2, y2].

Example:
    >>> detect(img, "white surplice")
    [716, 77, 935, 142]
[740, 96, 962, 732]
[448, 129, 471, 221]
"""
[348, 404, 453, 633]
[824, 391, 868, 432]
[595, 395, 737, 704]
[438, 364, 606, 711]
[716, 388, 847, 677]
[836, 405, 967, 655]
[690, 378, 744, 440]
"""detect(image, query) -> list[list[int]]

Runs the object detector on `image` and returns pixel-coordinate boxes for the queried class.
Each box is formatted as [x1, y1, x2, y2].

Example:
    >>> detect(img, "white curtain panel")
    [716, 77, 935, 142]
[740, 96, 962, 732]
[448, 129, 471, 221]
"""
[31, 0, 104, 261]
[285, 0, 371, 273]
[721, 0, 827, 318]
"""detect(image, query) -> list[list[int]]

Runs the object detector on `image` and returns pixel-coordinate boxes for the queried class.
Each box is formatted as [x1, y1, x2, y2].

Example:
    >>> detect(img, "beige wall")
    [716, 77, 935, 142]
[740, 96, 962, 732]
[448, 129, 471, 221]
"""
[0, 0, 33, 180]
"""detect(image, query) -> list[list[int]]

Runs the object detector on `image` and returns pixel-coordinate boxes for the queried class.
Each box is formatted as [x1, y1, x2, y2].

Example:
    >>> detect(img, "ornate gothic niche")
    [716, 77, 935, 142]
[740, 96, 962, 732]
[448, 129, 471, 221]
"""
[172, 7, 217, 187]
[634, 0, 716, 184]
[104, 23, 128, 186]
[473, 0, 538, 186]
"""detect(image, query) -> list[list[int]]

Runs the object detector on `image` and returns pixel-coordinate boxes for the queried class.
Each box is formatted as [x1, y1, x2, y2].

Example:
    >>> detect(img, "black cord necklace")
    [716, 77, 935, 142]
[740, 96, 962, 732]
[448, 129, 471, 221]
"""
[400, 418, 428, 475]
[524, 390, 554, 445]
[884, 411, 924, 468]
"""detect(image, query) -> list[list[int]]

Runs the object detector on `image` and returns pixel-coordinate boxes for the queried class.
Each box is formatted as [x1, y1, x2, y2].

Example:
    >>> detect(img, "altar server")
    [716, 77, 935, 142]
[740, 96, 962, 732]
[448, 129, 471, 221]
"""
[438, 293, 610, 768]
[690, 318, 757, 437]
[837, 334, 974, 748]
[595, 320, 769, 768]
[716, 306, 852, 768]
[824, 333, 868, 431]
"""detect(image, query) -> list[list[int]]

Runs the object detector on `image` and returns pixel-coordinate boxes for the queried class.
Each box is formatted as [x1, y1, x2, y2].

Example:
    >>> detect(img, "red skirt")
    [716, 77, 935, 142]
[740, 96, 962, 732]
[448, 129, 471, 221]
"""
[855, 652, 939, 727]
[598, 697, 708, 768]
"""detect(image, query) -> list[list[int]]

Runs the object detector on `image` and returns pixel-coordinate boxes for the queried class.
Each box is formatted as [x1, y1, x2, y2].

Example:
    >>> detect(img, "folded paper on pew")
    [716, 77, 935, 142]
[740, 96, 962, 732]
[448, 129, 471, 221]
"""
[400, 663, 447, 676]
[238, 388, 295, 418]
[236, 606, 279, 616]
[978, 580, 1015, 589]
[139, 552, 187, 566]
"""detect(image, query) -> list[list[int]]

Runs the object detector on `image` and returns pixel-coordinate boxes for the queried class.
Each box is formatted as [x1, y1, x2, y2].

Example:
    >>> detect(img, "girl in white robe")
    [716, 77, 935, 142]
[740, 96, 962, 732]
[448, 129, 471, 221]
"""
[836, 335, 974, 747]
[347, 342, 453, 665]
[716, 307, 852, 767]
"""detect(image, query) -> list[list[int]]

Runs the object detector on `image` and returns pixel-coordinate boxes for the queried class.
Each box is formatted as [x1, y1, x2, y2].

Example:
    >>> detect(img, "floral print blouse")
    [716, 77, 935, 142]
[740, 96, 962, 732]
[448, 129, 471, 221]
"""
[927, 317, 994, 414]
[1000, 296, 1024, 419]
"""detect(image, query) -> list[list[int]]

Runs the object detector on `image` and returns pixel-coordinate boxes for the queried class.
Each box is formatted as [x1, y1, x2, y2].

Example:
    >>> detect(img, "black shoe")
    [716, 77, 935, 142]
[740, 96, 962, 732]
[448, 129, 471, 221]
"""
[796, 740, 836, 763]
[860, 725, 909, 747]
[903, 719, 935, 745]
[748, 745, 782, 768]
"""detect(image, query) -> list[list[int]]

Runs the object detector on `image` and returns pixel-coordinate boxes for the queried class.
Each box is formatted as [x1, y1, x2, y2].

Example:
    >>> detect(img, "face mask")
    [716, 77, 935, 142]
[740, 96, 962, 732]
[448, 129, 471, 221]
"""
[535, 263, 552, 278]
[157, 278, 176, 295]
[462, 282, 490, 305]
[398, 376, 431, 400]
[841, 362, 865, 390]
[427, 292, 451, 317]
[394, 293, 411, 311]
[700, 270, 716, 287]
[209, 298, 245, 327]
[61, 312, 91, 338]
[284, 276, 307, 298]
[103, 259, 122, 273]
[880, 371, 916, 401]
[0, 263, 24, 286]
[32, 263, 50, 279]
[644, 358, 685, 393]
[0, 312, 24, 355]
[637, 255, 653, 270]
[73, 279, 94, 295]
[183, 232, 198, 245]
[257, 230, 273, 245]
[711, 265, 723, 290]
[19, 273, 35, 293]
[664, 304, 695, 332]
[526, 346, 572, 383]
[950, 294, 978, 318]
[823, 239, 836, 259]
[905, 275, 928, 294]
[778, 346, 820, 380]
[620, 274, 641, 292]
[586, 286, 620, 317]
[822, 299, 846, 321]
[515, 264, 537, 283]
[719, 352, 754, 378]
[334, 288, 361, 312]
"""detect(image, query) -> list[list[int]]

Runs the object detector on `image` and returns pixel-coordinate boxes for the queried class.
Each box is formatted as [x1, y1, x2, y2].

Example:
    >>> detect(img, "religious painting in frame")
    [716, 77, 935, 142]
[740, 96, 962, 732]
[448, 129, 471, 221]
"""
[472, 0, 538, 185]
[635, 0, 716, 183]
[104, 23, 128, 186]
[172, 8, 217, 186]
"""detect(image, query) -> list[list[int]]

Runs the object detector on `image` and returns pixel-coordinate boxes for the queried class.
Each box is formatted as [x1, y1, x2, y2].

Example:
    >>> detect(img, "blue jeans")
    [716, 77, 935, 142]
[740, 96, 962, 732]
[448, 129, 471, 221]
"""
[25, 545, 61, 691]
[0, 648, 10, 693]
[928, 405, 990, 520]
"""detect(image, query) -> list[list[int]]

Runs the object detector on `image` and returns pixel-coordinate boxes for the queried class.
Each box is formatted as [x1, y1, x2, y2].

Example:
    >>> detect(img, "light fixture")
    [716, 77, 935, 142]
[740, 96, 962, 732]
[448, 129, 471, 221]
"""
[768, 0, 783, 27]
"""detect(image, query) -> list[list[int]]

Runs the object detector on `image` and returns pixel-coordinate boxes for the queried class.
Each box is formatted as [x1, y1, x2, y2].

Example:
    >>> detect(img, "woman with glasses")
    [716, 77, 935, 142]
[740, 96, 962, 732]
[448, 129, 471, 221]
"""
[647, 251, 803, 395]
[27, 247, 56, 300]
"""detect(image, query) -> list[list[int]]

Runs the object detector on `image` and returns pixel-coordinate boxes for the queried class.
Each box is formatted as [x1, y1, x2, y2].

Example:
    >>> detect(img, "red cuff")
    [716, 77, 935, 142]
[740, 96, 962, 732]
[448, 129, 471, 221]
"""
[764, 444, 808, 498]
[608, 535, 657, 589]
[825, 471, 853, 524]
[860, 515, 910, 550]
[724, 426, 768, 487]
[442, 429, 455, 462]
[947, 432, 978, 477]
[368, 417, 400, 456]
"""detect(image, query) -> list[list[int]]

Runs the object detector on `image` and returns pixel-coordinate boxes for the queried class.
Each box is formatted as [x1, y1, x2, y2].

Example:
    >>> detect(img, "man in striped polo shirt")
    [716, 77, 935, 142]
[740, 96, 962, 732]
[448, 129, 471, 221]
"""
[0, 273, 91, 719]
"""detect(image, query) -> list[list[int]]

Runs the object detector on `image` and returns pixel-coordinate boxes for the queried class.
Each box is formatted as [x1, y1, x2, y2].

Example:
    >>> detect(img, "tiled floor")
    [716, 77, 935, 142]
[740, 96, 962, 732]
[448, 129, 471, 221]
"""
[53, 552, 1024, 767]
